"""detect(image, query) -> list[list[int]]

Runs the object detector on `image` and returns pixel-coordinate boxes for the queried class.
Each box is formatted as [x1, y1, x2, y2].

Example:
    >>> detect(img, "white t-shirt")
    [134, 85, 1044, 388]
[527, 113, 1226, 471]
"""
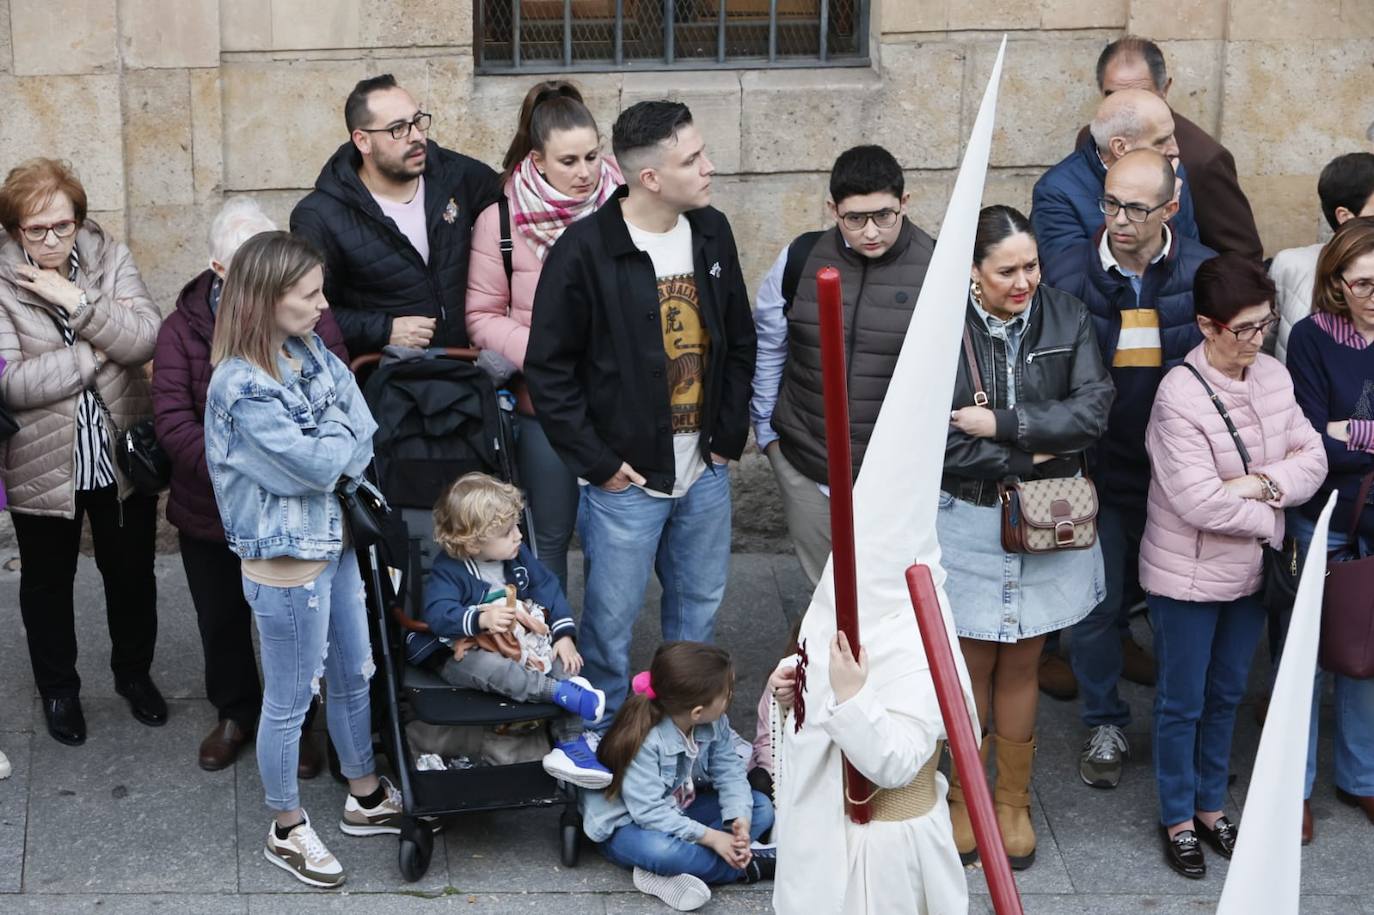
[372, 175, 430, 264]
[625, 214, 710, 499]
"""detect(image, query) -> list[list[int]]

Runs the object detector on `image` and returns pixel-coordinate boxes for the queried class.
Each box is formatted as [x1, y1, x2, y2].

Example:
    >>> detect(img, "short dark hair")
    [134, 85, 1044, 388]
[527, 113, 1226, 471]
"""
[611, 101, 693, 172]
[828, 145, 903, 204]
[345, 73, 399, 133]
[1095, 36, 1168, 93]
[1193, 253, 1277, 325]
[973, 205, 1035, 265]
[1317, 153, 1374, 231]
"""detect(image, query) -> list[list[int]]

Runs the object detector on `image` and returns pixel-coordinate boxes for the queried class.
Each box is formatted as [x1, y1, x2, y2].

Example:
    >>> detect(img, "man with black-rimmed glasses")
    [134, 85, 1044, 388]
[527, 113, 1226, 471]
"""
[291, 73, 499, 356]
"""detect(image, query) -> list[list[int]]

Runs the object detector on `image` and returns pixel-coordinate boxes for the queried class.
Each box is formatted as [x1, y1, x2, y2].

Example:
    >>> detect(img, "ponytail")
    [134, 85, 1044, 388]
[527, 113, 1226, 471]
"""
[501, 80, 599, 184]
[597, 641, 734, 799]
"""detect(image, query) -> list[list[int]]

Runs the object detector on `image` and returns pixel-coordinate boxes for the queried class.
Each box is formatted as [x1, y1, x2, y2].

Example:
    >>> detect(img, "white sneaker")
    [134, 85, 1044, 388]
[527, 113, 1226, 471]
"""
[340, 775, 406, 836]
[0, 749, 10, 780]
[632, 867, 711, 911]
[263, 812, 344, 888]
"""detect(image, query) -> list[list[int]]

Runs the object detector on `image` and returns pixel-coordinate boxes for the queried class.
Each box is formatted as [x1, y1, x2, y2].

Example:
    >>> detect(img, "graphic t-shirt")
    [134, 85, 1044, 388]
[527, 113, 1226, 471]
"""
[372, 174, 430, 264]
[626, 215, 711, 498]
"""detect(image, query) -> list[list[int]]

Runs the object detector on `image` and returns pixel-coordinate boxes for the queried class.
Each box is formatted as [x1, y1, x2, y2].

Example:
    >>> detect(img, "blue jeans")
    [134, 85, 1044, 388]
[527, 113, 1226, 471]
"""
[1287, 510, 1374, 798]
[244, 549, 376, 812]
[578, 466, 732, 729]
[1150, 591, 1267, 827]
[515, 413, 579, 594]
[1070, 501, 1145, 728]
[602, 789, 774, 884]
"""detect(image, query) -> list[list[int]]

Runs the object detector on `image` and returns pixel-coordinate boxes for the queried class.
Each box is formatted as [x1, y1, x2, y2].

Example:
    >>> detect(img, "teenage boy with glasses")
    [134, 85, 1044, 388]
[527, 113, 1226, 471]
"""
[290, 74, 499, 356]
[749, 145, 935, 589]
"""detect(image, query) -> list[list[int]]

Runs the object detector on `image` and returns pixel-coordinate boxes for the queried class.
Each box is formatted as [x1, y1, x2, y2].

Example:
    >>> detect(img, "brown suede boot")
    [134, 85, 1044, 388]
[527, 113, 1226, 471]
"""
[994, 734, 1036, 870]
[947, 738, 991, 865]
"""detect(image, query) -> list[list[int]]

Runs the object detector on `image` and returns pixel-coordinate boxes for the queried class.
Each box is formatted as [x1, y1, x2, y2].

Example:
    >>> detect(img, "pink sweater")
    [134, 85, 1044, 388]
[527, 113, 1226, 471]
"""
[1140, 345, 1327, 602]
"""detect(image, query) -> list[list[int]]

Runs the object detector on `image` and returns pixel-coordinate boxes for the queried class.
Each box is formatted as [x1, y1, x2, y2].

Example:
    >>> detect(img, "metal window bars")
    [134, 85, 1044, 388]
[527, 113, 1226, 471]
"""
[476, 0, 869, 72]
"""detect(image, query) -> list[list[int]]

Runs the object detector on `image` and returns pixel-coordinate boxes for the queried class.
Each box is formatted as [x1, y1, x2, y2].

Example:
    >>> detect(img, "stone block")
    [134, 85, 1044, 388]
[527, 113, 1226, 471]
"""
[1040, 0, 1129, 29]
[86, 209, 127, 242]
[0, 74, 124, 211]
[123, 69, 196, 208]
[707, 172, 828, 295]
[10, 0, 117, 75]
[1158, 39, 1224, 138]
[221, 57, 428, 190]
[452, 70, 621, 169]
[1240, 173, 1322, 258]
[948, 0, 1041, 31]
[219, 0, 273, 51]
[1127, 0, 1227, 39]
[622, 71, 742, 175]
[0, 0, 13, 74]
[904, 170, 956, 237]
[741, 42, 964, 174]
[360, 0, 473, 48]
[967, 37, 1101, 168]
[881, 0, 947, 33]
[190, 68, 225, 199]
[1221, 40, 1374, 177]
[271, 0, 361, 50]
[1228, 0, 1366, 40]
[983, 169, 1042, 220]
[119, 0, 220, 69]
[126, 203, 219, 314]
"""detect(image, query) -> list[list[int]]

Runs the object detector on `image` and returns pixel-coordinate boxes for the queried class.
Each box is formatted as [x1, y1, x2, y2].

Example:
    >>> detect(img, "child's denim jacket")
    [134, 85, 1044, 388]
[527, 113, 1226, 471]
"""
[582, 714, 752, 844]
[205, 333, 376, 561]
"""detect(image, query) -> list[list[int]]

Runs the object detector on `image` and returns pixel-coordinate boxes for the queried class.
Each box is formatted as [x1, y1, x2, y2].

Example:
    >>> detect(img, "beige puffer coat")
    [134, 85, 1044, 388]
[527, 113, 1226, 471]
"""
[0, 221, 160, 517]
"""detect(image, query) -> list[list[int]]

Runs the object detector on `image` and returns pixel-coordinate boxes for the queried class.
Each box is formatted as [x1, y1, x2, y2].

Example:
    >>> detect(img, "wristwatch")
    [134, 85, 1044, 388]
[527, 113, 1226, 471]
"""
[70, 291, 89, 320]
[1256, 472, 1282, 502]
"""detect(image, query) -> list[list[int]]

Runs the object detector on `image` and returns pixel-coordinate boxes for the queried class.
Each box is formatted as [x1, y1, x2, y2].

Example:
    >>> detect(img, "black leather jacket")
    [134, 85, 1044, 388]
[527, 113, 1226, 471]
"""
[942, 284, 1115, 507]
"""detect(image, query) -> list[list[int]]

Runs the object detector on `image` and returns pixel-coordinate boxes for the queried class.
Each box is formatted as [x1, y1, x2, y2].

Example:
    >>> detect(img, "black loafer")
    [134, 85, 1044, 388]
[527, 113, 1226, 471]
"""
[1162, 827, 1206, 879]
[1194, 815, 1238, 859]
[114, 676, 168, 727]
[43, 697, 87, 746]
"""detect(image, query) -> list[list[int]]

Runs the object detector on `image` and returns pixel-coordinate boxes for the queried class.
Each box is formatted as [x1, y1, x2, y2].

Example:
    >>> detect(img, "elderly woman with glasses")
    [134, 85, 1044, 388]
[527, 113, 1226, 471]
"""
[1284, 215, 1374, 842]
[1139, 253, 1326, 879]
[0, 158, 163, 747]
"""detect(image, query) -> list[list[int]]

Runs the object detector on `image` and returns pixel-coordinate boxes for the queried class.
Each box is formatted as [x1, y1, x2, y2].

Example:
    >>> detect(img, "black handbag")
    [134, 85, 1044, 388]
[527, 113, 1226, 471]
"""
[336, 475, 391, 549]
[0, 402, 18, 442]
[92, 392, 170, 496]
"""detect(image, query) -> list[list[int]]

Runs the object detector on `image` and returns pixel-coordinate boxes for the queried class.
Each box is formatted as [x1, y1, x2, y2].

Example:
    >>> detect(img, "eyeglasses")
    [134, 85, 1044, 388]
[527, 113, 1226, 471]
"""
[1210, 312, 1278, 343]
[357, 111, 432, 141]
[1342, 276, 1374, 300]
[1097, 197, 1170, 223]
[19, 220, 77, 243]
[837, 208, 900, 231]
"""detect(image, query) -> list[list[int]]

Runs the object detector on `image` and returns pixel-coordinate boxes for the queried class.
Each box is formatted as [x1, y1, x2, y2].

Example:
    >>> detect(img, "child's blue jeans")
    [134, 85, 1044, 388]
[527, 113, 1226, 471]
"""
[601, 789, 774, 884]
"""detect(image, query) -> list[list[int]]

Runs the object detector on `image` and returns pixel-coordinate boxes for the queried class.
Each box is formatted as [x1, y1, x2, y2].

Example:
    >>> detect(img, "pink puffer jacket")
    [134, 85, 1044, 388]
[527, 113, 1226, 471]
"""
[465, 185, 543, 378]
[1139, 345, 1327, 602]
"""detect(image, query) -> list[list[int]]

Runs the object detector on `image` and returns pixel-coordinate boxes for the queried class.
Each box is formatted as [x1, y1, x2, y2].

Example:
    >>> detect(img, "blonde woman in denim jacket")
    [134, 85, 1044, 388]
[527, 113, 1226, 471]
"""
[205, 231, 397, 889]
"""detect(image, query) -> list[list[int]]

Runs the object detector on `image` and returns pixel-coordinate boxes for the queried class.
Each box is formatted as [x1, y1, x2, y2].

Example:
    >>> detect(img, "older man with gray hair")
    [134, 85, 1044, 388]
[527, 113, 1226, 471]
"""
[152, 196, 348, 772]
[1033, 88, 1200, 283]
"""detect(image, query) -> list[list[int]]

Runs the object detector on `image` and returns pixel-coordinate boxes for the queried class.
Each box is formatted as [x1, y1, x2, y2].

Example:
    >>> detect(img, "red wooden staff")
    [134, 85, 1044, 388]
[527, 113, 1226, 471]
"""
[816, 265, 875, 824]
[906, 564, 1024, 915]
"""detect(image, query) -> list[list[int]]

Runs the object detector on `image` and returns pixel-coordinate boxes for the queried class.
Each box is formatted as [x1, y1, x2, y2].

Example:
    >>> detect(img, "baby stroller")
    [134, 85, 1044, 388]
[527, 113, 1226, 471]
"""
[352, 347, 582, 882]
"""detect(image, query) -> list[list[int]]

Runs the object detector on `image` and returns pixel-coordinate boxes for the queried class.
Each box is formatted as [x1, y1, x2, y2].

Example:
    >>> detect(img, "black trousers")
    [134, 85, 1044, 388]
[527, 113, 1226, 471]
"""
[179, 532, 263, 726]
[13, 486, 159, 699]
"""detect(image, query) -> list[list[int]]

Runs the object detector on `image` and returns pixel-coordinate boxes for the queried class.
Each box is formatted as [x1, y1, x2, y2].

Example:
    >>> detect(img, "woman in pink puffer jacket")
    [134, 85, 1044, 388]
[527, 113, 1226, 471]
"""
[1141, 254, 1326, 880]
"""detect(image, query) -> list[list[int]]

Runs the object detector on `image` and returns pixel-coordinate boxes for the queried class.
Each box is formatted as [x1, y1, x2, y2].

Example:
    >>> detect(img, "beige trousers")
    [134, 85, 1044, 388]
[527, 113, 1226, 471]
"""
[766, 443, 833, 589]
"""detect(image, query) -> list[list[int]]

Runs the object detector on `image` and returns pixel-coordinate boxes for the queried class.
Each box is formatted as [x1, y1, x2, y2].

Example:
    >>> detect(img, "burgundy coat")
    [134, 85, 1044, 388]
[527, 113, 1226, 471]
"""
[152, 270, 349, 542]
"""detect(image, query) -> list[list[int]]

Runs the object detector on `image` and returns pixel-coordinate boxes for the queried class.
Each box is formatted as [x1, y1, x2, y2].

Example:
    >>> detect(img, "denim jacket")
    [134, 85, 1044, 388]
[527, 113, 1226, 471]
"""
[205, 333, 377, 561]
[581, 714, 752, 844]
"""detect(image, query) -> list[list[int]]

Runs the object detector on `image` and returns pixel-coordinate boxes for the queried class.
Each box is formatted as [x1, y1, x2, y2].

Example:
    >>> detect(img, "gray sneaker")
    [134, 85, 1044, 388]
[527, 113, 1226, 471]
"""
[1079, 724, 1129, 788]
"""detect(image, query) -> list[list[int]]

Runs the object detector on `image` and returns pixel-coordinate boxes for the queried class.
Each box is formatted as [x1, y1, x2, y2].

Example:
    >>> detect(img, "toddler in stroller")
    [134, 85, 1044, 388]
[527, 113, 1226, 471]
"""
[407, 472, 612, 789]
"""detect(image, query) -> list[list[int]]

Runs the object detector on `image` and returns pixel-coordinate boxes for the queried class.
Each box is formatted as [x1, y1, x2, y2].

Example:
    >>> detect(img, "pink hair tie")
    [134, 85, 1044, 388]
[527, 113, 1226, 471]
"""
[631, 670, 656, 700]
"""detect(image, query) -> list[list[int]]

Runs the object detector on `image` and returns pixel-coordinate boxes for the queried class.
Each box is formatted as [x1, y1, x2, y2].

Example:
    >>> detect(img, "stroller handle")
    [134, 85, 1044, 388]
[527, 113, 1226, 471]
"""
[349, 346, 481, 374]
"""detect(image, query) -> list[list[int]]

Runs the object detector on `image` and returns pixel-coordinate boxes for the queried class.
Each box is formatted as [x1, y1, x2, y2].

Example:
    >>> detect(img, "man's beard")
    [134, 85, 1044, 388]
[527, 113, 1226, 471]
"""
[376, 143, 426, 182]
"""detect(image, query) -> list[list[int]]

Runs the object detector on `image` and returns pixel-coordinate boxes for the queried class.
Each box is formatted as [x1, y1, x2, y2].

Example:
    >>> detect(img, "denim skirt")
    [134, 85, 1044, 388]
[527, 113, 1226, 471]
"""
[936, 491, 1105, 643]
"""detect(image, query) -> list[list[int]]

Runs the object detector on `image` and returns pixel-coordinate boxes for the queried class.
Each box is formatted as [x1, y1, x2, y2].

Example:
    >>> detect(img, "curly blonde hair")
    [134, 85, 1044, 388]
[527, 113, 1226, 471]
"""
[433, 472, 525, 558]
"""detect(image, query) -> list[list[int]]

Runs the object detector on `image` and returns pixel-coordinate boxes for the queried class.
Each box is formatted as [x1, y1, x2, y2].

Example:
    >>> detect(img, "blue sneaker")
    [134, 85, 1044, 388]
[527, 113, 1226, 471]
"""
[551, 676, 605, 724]
[543, 735, 613, 789]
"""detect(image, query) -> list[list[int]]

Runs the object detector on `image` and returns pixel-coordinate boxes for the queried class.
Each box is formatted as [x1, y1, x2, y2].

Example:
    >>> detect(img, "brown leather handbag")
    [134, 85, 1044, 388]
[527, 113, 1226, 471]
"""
[960, 327, 1099, 554]
[1319, 471, 1374, 679]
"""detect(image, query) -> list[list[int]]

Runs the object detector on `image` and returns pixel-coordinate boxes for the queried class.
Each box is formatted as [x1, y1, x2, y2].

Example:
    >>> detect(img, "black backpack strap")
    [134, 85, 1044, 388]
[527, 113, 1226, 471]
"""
[781, 230, 823, 315]
[497, 197, 514, 287]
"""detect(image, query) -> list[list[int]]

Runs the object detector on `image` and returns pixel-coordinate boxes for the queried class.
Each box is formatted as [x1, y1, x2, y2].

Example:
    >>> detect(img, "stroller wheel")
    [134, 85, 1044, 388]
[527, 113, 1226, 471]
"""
[398, 817, 434, 882]
[559, 808, 581, 867]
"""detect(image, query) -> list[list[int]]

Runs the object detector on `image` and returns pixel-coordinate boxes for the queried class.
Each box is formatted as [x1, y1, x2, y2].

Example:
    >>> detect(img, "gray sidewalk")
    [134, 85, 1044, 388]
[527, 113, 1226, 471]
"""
[0, 552, 1371, 914]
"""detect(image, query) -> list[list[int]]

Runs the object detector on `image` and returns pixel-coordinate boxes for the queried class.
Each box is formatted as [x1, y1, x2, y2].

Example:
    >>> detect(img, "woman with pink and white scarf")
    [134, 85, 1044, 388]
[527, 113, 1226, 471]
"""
[466, 80, 623, 592]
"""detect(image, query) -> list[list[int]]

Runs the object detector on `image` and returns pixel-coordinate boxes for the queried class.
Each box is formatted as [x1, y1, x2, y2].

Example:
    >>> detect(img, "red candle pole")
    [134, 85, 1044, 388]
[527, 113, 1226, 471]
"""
[906, 564, 1024, 915]
[816, 265, 875, 824]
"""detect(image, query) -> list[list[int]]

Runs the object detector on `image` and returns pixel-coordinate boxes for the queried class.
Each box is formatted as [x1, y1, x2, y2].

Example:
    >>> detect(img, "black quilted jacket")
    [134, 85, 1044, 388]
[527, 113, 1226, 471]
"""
[290, 140, 499, 357]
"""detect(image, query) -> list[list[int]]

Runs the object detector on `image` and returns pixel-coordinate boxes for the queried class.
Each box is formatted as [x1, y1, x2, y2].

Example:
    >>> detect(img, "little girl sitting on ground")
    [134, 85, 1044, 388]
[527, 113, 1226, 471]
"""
[410, 472, 610, 788]
[582, 641, 776, 912]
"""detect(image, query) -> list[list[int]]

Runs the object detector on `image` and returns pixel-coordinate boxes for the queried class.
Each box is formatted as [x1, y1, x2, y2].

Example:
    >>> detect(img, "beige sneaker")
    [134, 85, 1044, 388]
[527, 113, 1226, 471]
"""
[263, 812, 344, 888]
[339, 775, 406, 836]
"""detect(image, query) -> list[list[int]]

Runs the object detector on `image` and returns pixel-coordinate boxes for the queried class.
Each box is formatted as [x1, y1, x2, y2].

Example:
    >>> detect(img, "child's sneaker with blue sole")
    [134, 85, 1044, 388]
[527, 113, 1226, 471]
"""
[543, 734, 613, 790]
[552, 676, 605, 723]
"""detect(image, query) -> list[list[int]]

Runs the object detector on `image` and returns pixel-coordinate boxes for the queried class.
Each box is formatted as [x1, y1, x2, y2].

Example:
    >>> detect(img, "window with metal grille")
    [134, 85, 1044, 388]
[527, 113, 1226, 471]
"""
[476, 1, 870, 73]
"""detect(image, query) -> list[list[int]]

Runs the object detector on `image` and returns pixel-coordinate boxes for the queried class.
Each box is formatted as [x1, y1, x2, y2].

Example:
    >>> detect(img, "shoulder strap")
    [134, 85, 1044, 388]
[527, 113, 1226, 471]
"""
[497, 197, 514, 287]
[781, 230, 823, 315]
[1347, 471, 1374, 541]
[961, 325, 988, 407]
[1183, 363, 1251, 472]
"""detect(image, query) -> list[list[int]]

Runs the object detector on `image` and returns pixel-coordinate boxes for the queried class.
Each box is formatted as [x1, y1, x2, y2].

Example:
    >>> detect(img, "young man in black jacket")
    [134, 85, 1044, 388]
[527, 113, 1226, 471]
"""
[290, 74, 499, 356]
[525, 101, 756, 727]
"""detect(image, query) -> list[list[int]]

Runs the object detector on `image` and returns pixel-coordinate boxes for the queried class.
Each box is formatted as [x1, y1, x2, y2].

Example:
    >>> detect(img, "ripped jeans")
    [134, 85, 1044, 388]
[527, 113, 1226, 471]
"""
[243, 549, 375, 812]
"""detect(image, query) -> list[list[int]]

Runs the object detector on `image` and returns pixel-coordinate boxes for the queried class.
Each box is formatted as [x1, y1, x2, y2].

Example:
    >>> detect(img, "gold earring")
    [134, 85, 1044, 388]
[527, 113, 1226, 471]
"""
[971, 280, 984, 306]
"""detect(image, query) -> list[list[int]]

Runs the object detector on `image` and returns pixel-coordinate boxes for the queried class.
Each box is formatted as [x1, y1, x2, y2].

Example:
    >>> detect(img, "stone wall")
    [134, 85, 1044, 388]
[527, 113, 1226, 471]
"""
[0, 0, 1370, 552]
